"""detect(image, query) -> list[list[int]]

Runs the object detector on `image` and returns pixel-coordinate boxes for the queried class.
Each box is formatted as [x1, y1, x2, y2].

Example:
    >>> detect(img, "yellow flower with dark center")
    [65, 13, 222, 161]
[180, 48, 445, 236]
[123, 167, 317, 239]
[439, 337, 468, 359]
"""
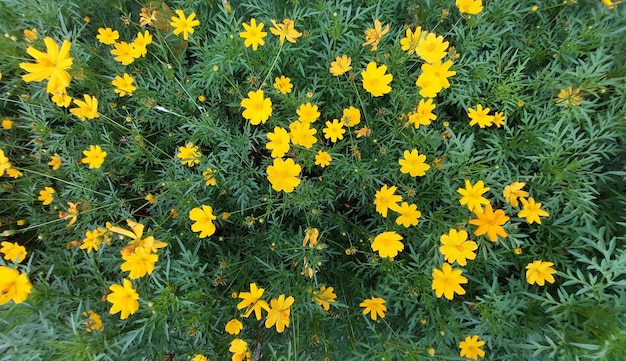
[439, 229, 477, 266]
[273, 75, 293, 94]
[170, 10, 200, 41]
[0, 266, 32, 305]
[266, 126, 290, 158]
[395, 202, 421, 227]
[269, 18, 302, 45]
[400, 27, 423, 54]
[239, 18, 267, 50]
[19, 37, 73, 93]
[459, 335, 486, 360]
[314, 150, 332, 168]
[106, 278, 139, 320]
[468, 104, 494, 128]
[177, 142, 201, 166]
[96, 27, 119, 45]
[518, 197, 549, 224]
[362, 19, 389, 51]
[83, 310, 103, 332]
[121, 248, 159, 279]
[70, 94, 100, 120]
[456, 0, 483, 15]
[408, 98, 436, 128]
[296, 102, 320, 123]
[0, 241, 27, 263]
[341, 106, 361, 127]
[373, 184, 402, 217]
[237, 283, 270, 320]
[225, 319, 243, 335]
[48, 153, 62, 170]
[469, 203, 509, 242]
[189, 205, 217, 238]
[265, 294, 294, 333]
[359, 296, 386, 320]
[416, 32, 449, 64]
[399, 149, 430, 177]
[112, 73, 136, 97]
[266, 158, 301, 193]
[371, 231, 404, 258]
[81, 145, 107, 169]
[111, 41, 139, 65]
[457, 179, 490, 212]
[431, 262, 468, 300]
[289, 120, 317, 148]
[329, 55, 352, 76]
[312, 286, 336, 311]
[323, 119, 345, 142]
[38, 186, 55, 205]
[241, 89, 272, 125]
[526, 260, 557, 286]
[361, 61, 393, 97]
[502, 182, 528, 207]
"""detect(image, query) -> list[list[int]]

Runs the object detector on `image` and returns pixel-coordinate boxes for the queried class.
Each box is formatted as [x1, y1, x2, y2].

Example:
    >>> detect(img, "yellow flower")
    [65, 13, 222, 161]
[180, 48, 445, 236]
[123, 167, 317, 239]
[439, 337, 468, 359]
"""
[38, 186, 55, 205]
[493, 111, 506, 128]
[329, 55, 352, 76]
[107, 278, 139, 320]
[269, 18, 302, 45]
[416, 32, 449, 64]
[602, 0, 617, 10]
[457, 179, 490, 212]
[556, 86, 582, 107]
[191, 355, 208, 361]
[70, 94, 100, 120]
[518, 197, 549, 224]
[241, 89, 272, 125]
[362, 19, 389, 51]
[48, 153, 62, 170]
[526, 260, 557, 286]
[111, 41, 139, 65]
[323, 119, 345, 142]
[5, 168, 22, 179]
[459, 335, 486, 360]
[83, 310, 103, 332]
[439, 229, 477, 266]
[19, 37, 73, 93]
[314, 150, 332, 168]
[189, 205, 217, 238]
[145, 193, 157, 204]
[225, 318, 243, 335]
[371, 231, 404, 259]
[2, 119, 13, 130]
[121, 248, 158, 279]
[395, 202, 421, 227]
[23, 28, 37, 42]
[399, 149, 430, 177]
[502, 182, 528, 207]
[312, 286, 336, 311]
[265, 294, 294, 333]
[359, 296, 386, 320]
[266, 126, 290, 158]
[112, 73, 136, 97]
[456, 0, 483, 15]
[239, 18, 267, 50]
[408, 98, 436, 128]
[289, 120, 317, 148]
[296, 102, 320, 123]
[341, 106, 361, 127]
[266, 158, 301, 193]
[82, 145, 107, 169]
[0, 241, 27, 263]
[469, 203, 509, 242]
[431, 262, 468, 300]
[108, 219, 166, 253]
[177, 142, 201, 166]
[468, 104, 494, 128]
[513, 247, 523, 255]
[139, 8, 158, 27]
[51, 88, 72, 107]
[416, 60, 456, 97]
[0, 150, 12, 176]
[170, 10, 200, 41]
[0, 266, 32, 305]
[132, 30, 152, 57]
[273, 75, 293, 94]
[373, 184, 402, 217]
[203, 167, 217, 186]
[361, 61, 393, 97]
[80, 228, 105, 253]
[96, 27, 119, 44]
[229, 338, 251, 361]
[400, 27, 423, 54]
[237, 283, 270, 320]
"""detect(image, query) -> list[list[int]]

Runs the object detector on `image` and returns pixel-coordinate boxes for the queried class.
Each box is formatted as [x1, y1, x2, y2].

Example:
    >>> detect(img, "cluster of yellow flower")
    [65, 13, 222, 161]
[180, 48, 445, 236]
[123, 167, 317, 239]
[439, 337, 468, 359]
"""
[0, 241, 31, 306]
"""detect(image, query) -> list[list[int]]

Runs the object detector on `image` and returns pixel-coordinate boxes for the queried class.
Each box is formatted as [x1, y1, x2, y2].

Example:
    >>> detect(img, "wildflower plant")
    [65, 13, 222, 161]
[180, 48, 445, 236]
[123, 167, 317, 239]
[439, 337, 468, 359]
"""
[0, 0, 625, 360]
